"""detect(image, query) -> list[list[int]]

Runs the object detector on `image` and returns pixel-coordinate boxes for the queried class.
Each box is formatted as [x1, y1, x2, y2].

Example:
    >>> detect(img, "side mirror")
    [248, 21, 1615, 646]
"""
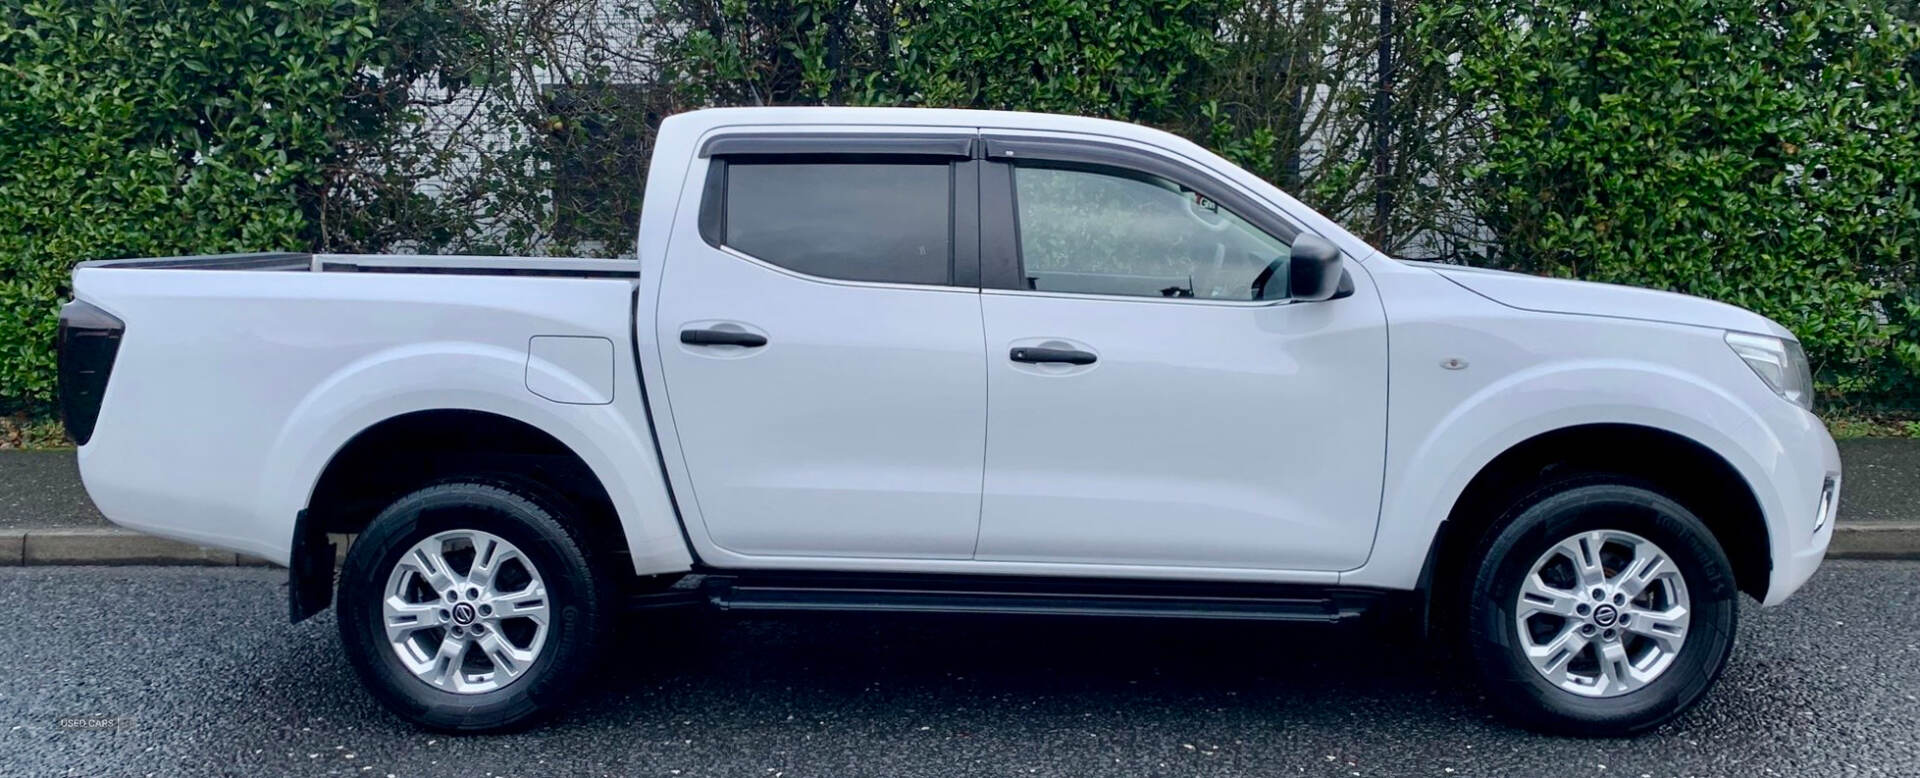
[1288, 234, 1343, 302]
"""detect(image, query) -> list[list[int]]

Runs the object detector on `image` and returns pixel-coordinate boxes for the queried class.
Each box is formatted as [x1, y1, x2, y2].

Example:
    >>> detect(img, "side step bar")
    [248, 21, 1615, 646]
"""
[630, 573, 1388, 624]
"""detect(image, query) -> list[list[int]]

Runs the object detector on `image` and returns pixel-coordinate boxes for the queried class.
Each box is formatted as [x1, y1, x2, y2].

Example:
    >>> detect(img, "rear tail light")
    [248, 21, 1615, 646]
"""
[56, 300, 124, 446]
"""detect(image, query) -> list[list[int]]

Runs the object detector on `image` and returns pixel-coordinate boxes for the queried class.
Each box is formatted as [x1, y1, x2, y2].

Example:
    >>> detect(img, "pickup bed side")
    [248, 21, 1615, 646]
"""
[67, 254, 692, 579]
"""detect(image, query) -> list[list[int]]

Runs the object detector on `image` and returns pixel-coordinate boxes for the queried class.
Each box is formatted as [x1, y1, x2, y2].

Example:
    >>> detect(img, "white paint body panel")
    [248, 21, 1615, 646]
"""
[71, 269, 690, 573]
[653, 243, 989, 560]
[1343, 260, 1836, 605]
[974, 277, 1387, 571]
[71, 107, 1835, 608]
[1428, 263, 1796, 339]
[526, 336, 616, 405]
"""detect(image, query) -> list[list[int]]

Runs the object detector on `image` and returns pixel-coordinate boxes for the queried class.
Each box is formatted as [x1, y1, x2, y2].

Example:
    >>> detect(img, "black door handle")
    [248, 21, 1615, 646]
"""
[681, 328, 768, 348]
[1010, 346, 1096, 365]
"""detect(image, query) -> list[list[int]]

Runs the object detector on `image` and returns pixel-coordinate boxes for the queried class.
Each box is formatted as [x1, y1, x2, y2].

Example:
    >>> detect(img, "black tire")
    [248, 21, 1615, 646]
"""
[337, 479, 615, 732]
[1464, 477, 1739, 736]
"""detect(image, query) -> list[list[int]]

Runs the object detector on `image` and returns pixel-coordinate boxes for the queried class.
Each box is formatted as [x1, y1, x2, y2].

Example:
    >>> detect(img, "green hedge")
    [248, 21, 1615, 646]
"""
[1422, 0, 1920, 402]
[4, 0, 1918, 411]
[0, 0, 391, 410]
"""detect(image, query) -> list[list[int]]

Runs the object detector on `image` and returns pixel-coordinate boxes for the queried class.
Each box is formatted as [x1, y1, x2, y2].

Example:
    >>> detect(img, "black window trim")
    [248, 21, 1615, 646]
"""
[697, 141, 982, 290]
[699, 132, 978, 159]
[979, 134, 1313, 300]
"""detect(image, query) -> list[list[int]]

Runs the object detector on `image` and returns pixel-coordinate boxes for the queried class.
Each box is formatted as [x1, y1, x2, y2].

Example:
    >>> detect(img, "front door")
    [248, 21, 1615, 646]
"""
[973, 149, 1389, 571]
[655, 144, 987, 559]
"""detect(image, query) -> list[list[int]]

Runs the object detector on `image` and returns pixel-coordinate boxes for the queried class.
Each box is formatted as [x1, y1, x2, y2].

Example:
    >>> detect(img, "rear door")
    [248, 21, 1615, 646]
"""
[653, 132, 988, 559]
[971, 135, 1389, 572]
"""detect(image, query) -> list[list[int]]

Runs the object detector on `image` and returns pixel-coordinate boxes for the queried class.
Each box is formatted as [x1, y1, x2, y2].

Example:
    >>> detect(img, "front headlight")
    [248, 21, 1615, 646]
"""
[1725, 331, 1814, 410]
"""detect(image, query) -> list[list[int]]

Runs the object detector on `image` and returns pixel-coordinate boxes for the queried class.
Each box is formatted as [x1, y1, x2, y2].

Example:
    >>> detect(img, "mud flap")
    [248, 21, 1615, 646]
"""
[288, 510, 337, 623]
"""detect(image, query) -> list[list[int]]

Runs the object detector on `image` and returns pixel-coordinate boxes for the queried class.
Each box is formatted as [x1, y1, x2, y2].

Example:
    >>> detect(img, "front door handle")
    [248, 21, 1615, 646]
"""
[1010, 346, 1096, 365]
[681, 328, 768, 348]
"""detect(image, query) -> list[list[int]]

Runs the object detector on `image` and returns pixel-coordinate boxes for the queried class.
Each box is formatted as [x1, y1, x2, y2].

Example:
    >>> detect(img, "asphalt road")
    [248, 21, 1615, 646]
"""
[1, 563, 1915, 778]
[1834, 439, 1920, 525]
[0, 451, 102, 530]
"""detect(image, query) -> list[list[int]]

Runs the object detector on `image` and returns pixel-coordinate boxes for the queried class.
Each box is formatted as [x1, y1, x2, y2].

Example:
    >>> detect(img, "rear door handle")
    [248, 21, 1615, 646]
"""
[680, 328, 768, 348]
[1010, 347, 1096, 365]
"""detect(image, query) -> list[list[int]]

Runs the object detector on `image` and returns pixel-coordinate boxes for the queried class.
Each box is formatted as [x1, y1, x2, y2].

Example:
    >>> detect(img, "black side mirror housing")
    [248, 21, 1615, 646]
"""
[1288, 234, 1344, 302]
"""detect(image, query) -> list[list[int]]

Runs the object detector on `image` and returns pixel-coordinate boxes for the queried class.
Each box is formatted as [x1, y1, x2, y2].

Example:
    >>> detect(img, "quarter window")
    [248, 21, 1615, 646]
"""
[722, 162, 952, 286]
[1012, 164, 1290, 300]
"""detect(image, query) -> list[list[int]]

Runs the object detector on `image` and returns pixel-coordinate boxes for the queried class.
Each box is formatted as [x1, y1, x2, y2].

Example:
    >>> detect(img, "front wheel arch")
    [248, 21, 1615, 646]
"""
[1419, 423, 1771, 633]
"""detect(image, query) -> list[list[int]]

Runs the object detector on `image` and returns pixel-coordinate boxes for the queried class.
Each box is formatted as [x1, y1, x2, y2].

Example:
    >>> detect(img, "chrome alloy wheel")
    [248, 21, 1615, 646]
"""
[381, 529, 550, 694]
[1515, 529, 1691, 697]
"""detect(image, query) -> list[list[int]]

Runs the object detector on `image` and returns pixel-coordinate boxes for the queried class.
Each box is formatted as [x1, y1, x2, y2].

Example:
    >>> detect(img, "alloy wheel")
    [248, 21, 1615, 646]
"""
[380, 529, 551, 694]
[1514, 529, 1691, 697]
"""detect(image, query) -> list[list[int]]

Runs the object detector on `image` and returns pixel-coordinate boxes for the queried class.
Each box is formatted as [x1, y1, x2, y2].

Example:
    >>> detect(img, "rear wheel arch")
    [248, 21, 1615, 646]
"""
[1420, 423, 1772, 628]
[289, 409, 636, 622]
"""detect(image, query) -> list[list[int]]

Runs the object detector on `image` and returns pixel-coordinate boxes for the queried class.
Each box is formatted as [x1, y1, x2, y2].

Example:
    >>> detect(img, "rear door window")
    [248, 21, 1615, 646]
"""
[723, 162, 953, 286]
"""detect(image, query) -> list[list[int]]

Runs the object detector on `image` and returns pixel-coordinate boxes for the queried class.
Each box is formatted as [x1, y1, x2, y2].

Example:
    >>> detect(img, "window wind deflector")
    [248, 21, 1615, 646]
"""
[981, 135, 1302, 245]
[700, 133, 976, 159]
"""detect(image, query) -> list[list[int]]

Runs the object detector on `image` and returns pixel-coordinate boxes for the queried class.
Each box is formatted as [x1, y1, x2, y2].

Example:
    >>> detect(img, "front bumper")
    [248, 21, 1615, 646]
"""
[1760, 419, 1840, 607]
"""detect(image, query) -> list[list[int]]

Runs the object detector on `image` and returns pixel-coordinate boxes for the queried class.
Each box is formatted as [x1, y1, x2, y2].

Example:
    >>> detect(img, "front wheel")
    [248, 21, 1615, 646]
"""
[1465, 479, 1739, 736]
[337, 480, 615, 731]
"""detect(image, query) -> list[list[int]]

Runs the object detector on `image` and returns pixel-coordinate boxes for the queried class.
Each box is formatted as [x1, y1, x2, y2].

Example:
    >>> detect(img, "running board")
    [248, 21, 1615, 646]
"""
[679, 573, 1385, 623]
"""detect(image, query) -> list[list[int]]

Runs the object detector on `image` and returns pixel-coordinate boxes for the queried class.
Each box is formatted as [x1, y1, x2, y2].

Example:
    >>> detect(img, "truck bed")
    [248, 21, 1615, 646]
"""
[66, 251, 678, 568]
[79, 252, 642, 278]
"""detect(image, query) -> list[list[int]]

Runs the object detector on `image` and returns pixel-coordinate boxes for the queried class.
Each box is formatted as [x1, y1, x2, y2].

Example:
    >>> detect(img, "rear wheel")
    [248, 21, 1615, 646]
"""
[337, 480, 614, 731]
[1464, 478, 1738, 735]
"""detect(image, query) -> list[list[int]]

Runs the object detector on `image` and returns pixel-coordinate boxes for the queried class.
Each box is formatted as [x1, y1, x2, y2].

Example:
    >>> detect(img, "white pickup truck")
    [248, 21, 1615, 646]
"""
[61, 107, 1838, 735]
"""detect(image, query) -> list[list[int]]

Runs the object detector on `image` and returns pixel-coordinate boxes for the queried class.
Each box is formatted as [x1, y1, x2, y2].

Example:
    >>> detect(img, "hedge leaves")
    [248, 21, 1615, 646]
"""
[0, 0, 388, 409]
[1425, 0, 1920, 400]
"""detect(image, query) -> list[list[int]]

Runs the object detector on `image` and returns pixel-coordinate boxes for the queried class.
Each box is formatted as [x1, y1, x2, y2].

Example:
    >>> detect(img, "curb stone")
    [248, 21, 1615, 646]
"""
[0, 529, 353, 567]
[0, 526, 1912, 567]
[1, 528, 272, 566]
[1827, 523, 1920, 560]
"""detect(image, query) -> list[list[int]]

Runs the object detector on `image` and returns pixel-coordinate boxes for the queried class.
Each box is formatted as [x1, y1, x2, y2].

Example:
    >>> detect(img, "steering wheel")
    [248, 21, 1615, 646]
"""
[1250, 256, 1285, 301]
